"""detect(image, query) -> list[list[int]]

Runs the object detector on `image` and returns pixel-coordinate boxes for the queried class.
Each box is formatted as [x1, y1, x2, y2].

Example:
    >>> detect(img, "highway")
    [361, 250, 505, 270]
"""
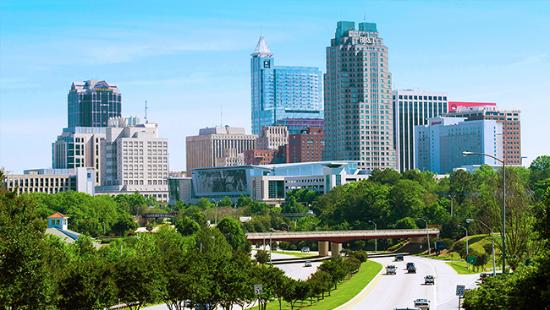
[339, 255, 479, 310]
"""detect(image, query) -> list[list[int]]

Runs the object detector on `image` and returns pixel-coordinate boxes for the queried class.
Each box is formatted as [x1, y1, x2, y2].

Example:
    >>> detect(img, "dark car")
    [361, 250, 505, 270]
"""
[395, 254, 404, 261]
[407, 262, 416, 273]
[424, 275, 434, 285]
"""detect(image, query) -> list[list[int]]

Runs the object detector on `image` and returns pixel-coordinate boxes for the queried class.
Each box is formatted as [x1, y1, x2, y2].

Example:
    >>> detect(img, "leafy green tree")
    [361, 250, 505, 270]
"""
[181, 205, 207, 226]
[255, 250, 270, 264]
[113, 235, 164, 310]
[217, 217, 248, 252]
[0, 193, 54, 308]
[197, 198, 215, 209]
[389, 179, 426, 221]
[253, 265, 287, 310]
[529, 155, 550, 188]
[215, 251, 255, 310]
[308, 270, 332, 299]
[174, 214, 200, 236]
[58, 255, 117, 309]
[395, 217, 417, 229]
[318, 258, 347, 289]
[449, 169, 475, 205]
[217, 196, 233, 208]
[369, 169, 401, 185]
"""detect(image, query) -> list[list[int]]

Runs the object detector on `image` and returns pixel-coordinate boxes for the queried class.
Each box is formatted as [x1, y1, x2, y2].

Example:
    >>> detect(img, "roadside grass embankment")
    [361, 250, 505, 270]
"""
[265, 260, 382, 310]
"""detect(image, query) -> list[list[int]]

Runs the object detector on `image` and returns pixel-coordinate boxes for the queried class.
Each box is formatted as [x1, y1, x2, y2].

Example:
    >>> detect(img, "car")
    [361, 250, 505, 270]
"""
[394, 308, 420, 310]
[304, 260, 312, 267]
[413, 298, 430, 310]
[406, 262, 416, 273]
[301, 247, 310, 253]
[424, 275, 434, 285]
[386, 265, 397, 275]
[395, 254, 404, 261]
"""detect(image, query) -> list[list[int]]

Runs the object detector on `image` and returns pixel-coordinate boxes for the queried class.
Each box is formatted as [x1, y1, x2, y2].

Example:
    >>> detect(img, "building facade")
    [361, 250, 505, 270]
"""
[257, 126, 288, 150]
[244, 149, 276, 165]
[5, 168, 95, 195]
[448, 105, 522, 165]
[393, 89, 448, 172]
[186, 126, 257, 172]
[415, 117, 503, 174]
[250, 36, 323, 135]
[185, 161, 369, 204]
[96, 117, 169, 201]
[287, 127, 324, 163]
[274, 118, 324, 135]
[324, 21, 396, 171]
[68, 80, 122, 128]
[52, 127, 106, 185]
[448, 101, 496, 113]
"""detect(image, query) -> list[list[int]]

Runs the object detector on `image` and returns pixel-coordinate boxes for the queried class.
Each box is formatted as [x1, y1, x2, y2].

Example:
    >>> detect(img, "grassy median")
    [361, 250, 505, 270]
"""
[265, 260, 383, 310]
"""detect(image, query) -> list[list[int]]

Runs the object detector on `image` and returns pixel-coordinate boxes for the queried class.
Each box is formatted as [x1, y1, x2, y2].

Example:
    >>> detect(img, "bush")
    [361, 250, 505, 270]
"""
[348, 250, 368, 263]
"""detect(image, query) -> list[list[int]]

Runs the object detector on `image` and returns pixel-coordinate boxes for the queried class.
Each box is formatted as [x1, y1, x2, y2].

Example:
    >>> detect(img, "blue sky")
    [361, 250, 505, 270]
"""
[1, 0, 549, 172]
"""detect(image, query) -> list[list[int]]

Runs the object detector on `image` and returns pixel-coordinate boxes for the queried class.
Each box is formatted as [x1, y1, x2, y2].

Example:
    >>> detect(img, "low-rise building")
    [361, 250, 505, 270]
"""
[5, 167, 95, 195]
[287, 127, 324, 163]
[180, 161, 369, 205]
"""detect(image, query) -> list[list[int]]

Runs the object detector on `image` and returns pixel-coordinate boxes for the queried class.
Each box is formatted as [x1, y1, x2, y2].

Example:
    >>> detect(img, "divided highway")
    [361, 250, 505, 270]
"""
[339, 256, 479, 310]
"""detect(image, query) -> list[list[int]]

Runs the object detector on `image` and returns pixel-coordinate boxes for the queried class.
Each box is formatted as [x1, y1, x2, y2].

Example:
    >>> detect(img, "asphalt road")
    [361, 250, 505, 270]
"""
[271, 252, 321, 280]
[339, 255, 479, 310]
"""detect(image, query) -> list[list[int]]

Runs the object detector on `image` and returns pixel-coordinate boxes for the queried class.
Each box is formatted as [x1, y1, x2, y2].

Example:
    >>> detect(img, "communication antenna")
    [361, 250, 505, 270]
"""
[144, 100, 148, 124]
[220, 105, 224, 127]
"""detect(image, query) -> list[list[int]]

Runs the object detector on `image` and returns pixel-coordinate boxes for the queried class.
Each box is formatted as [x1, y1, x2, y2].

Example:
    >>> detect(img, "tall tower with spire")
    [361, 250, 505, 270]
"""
[250, 36, 323, 136]
[250, 36, 274, 135]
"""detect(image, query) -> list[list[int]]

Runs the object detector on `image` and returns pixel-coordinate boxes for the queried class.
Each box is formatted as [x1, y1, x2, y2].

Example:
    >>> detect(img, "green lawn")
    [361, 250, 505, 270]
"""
[272, 250, 318, 258]
[265, 260, 383, 310]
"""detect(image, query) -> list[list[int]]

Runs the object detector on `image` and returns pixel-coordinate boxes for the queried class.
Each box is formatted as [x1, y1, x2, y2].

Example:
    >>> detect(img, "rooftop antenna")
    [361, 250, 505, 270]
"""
[220, 104, 223, 127]
[144, 100, 148, 124]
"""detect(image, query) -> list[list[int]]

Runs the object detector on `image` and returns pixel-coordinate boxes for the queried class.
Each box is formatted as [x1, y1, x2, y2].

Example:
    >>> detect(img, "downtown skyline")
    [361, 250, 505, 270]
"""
[1, 0, 550, 172]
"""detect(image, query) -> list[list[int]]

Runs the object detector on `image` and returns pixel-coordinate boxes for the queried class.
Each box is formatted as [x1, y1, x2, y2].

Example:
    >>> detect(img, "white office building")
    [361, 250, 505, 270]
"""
[393, 89, 448, 172]
[96, 117, 169, 201]
[415, 117, 503, 174]
[5, 168, 95, 195]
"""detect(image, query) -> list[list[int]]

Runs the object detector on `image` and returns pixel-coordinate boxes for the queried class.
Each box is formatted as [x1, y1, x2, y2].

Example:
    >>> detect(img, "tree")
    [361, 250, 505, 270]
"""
[318, 258, 347, 289]
[395, 217, 417, 229]
[215, 251, 255, 310]
[216, 217, 247, 252]
[308, 270, 332, 300]
[255, 250, 270, 264]
[0, 193, 54, 308]
[58, 255, 117, 309]
[253, 265, 287, 310]
[113, 235, 164, 310]
[529, 155, 550, 188]
[369, 169, 401, 185]
[218, 196, 233, 208]
[174, 214, 200, 236]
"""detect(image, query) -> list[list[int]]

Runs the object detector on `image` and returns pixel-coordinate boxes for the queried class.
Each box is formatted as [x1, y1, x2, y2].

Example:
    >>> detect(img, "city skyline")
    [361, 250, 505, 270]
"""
[1, 0, 550, 172]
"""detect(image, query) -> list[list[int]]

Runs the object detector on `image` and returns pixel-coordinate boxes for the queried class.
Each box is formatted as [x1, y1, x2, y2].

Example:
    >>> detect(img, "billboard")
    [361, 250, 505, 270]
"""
[195, 168, 247, 194]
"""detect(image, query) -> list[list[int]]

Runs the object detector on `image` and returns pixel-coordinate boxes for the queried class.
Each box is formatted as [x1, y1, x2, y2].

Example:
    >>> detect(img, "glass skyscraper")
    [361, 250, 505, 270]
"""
[68, 80, 121, 128]
[324, 21, 396, 171]
[250, 36, 323, 136]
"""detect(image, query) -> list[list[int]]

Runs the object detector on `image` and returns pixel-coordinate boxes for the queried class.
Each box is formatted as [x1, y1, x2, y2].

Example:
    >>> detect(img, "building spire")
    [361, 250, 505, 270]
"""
[251, 35, 272, 57]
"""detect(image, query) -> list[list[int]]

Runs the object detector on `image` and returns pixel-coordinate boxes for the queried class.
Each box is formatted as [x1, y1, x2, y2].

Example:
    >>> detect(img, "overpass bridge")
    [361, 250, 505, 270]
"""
[246, 229, 439, 257]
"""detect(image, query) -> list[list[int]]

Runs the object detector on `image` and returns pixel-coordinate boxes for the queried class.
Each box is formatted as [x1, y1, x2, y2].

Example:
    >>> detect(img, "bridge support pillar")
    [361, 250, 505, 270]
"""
[318, 241, 329, 256]
[331, 242, 342, 257]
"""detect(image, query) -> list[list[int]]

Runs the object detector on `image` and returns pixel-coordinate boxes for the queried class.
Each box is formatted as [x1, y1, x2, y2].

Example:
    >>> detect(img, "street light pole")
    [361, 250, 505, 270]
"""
[458, 224, 469, 257]
[463, 151, 506, 273]
[368, 220, 377, 252]
[468, 218, 496, 276]
[417, 218, 431, 255]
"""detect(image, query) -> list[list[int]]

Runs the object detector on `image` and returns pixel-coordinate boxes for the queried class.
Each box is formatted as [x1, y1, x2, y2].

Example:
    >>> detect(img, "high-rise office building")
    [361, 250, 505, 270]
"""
[52, 127, 106, 185]
[250, 36, 323, 135]
[186, 126, 256, 172]
[97, 117, 169, 201]
[415, 117, 503, 174]
[324, 21, 396, 171]
[68, 80, 122, 128]
[448, 104, 522, 165]
[393, 89, 448, 172]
